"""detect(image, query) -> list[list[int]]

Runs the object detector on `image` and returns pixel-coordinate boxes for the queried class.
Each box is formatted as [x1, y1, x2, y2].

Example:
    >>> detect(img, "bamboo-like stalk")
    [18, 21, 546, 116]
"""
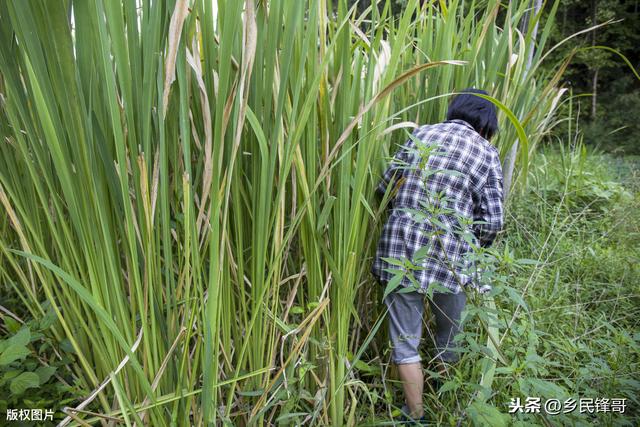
[0, 0, 572, 425]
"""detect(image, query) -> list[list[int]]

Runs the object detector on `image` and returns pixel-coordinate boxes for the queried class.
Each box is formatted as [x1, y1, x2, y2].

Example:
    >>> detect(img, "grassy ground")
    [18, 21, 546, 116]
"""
[495, 149, 639, 425]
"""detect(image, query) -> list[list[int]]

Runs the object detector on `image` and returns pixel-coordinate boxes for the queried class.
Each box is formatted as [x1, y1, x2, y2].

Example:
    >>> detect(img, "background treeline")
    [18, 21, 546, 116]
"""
[546, 0, 640, 154]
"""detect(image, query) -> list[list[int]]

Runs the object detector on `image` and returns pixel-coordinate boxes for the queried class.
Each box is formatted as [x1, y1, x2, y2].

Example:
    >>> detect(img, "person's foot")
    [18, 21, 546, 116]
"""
[429, 359, 453, 392]
[397, 412, 428, 425]
[435, 359, 452, 376]
[397, 404, 427, 425]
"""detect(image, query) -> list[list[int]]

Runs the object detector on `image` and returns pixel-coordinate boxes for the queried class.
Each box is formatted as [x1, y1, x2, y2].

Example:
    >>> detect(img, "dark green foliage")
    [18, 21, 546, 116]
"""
[582, 75, 640, 154]
[0, 301, 80, 423]
[544, 0, 640, 154]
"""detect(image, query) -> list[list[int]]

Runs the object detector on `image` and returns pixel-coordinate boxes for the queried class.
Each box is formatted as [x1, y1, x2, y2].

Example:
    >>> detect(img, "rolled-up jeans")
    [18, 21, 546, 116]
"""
[383, 288, 466, 365]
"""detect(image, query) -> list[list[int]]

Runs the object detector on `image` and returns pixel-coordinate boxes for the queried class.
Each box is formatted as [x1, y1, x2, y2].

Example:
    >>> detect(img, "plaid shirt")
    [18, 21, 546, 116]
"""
[371, 119, 504, 294]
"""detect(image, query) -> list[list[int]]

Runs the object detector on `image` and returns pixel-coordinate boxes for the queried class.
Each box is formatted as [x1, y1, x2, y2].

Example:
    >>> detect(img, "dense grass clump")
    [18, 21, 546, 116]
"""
[479, 148, 639, 425]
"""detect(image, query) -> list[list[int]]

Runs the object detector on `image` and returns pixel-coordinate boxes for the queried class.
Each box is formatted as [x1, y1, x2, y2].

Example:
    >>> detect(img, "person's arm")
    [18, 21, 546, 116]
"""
[375, 129, 418, 199]
[375, 160, 401, 199]
[473, 152, 504, 247]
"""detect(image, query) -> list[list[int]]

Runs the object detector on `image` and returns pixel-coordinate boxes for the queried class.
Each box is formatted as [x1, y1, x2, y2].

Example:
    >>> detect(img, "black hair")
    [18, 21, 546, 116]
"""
[446, 88, 498, 140]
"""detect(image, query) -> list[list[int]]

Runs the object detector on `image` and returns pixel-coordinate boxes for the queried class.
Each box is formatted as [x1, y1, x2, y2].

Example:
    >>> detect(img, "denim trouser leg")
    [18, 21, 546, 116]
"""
[429, 290, 466, 363]
[384, 287, 466, 365]
[384, 290, 424, 364]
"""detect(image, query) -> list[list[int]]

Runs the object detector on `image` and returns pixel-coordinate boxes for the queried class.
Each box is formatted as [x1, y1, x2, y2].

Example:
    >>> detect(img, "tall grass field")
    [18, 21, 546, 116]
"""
[0, 0, 638, 425]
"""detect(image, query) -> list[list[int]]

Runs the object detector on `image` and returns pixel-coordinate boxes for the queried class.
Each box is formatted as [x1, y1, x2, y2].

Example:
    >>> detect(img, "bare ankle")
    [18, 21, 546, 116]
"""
[405, 402, 424, 418]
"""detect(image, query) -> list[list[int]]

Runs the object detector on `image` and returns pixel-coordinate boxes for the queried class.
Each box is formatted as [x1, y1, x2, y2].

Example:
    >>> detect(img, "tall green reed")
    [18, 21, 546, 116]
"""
[0, 0, 571, 424]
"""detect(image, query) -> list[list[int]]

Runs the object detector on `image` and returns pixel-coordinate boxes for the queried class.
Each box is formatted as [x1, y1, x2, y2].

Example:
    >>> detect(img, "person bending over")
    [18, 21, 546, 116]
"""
[372, 89, 504, 423]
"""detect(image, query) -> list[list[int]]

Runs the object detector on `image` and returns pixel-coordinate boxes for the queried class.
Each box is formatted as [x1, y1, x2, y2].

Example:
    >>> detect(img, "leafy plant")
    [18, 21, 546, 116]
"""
[0, 303, 78, 422]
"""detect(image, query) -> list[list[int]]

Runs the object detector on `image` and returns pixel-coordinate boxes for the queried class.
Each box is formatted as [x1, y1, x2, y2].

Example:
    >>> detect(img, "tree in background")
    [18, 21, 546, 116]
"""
[545, 0, 640, 153]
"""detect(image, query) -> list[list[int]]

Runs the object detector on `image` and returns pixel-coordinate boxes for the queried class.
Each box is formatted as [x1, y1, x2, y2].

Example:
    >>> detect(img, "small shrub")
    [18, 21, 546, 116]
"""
[0, 302, 79, 423]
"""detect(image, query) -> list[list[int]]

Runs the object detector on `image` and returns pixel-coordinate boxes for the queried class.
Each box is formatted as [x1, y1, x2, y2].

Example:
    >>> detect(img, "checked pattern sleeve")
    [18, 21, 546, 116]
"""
[374, 130, 418, 199]
[473, 151, 504, 247]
